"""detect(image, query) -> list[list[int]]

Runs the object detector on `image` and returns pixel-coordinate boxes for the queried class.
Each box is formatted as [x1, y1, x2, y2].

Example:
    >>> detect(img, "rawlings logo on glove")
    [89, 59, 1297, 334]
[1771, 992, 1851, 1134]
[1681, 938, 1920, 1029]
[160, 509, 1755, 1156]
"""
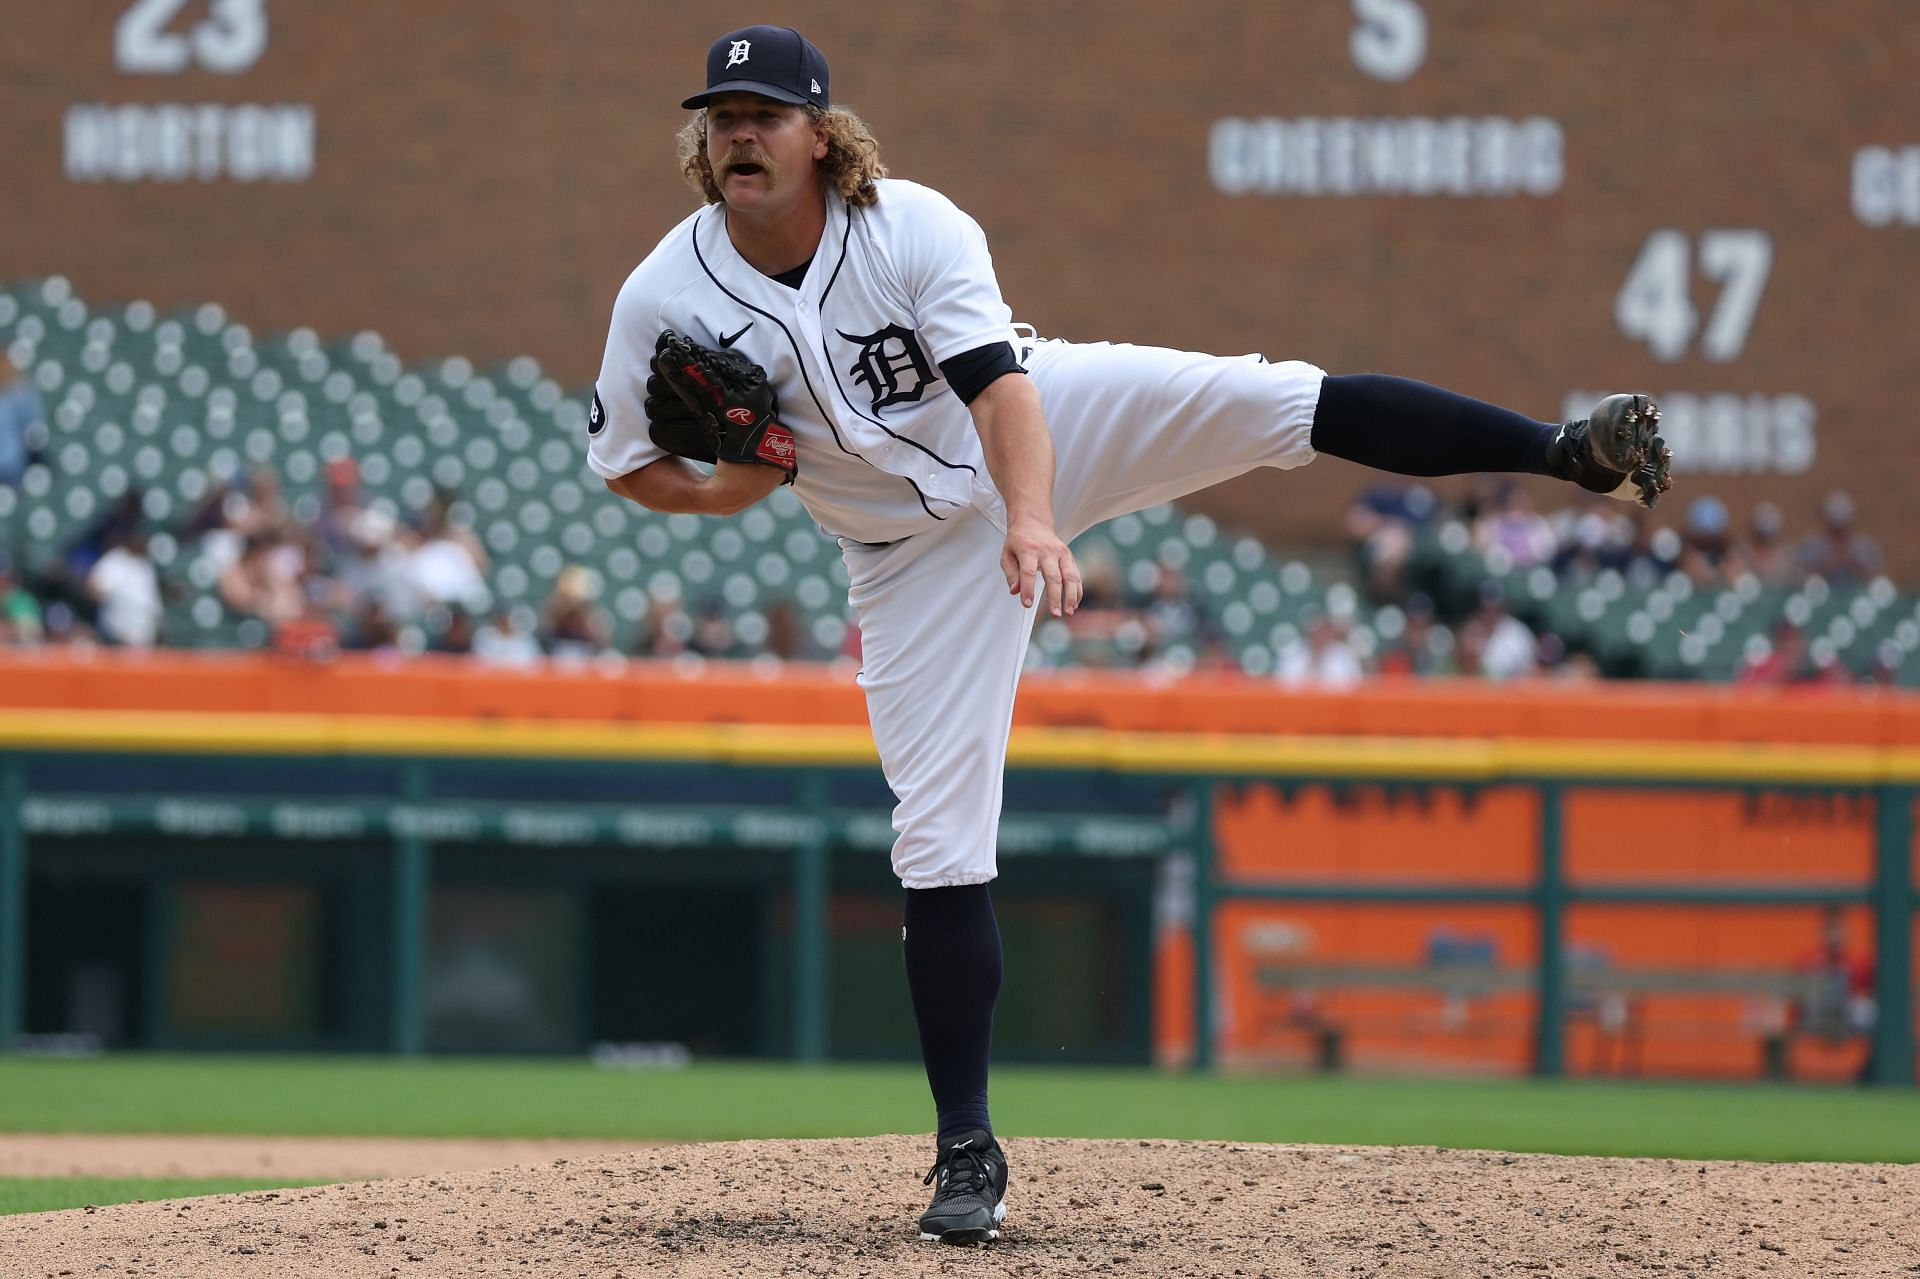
[647, 329, 798, 483]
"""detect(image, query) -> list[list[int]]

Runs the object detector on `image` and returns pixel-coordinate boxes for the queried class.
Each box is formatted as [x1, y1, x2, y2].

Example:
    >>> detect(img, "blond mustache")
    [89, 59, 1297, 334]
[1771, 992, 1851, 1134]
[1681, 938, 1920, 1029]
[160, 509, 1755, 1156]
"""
[722, 150, 779, 182]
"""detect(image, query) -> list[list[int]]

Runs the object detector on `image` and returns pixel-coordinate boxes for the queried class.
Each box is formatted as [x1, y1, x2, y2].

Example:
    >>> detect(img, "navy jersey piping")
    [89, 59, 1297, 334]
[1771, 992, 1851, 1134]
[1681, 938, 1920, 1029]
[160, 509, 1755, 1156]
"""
[696, 213, 857, 460]
[823, 207, 977, 477]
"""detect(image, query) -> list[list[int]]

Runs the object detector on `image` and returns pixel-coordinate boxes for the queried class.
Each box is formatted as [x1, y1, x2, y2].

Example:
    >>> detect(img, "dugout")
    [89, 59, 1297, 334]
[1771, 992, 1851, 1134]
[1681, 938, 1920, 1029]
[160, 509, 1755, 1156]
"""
[5, 694, 1915, 1084]
[9, 745, 1164, 1063]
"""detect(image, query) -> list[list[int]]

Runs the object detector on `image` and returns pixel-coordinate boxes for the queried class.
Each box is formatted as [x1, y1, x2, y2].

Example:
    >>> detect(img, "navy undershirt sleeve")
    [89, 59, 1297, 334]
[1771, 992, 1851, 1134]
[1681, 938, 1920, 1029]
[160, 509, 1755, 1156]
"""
[938, 342, 1021, 405]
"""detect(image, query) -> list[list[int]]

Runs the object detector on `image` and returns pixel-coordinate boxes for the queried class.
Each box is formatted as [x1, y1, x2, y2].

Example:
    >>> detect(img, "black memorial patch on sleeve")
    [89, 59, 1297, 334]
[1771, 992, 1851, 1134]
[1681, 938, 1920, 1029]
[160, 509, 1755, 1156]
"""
[588, 388, 606, 435]
[938, 342, 1021, 405]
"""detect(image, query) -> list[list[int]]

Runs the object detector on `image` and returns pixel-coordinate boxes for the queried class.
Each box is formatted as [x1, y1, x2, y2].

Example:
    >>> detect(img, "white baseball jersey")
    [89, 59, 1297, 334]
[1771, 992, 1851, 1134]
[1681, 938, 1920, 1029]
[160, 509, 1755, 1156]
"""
[590, 177, 1326, 889]
[589, 179, 1022, 545]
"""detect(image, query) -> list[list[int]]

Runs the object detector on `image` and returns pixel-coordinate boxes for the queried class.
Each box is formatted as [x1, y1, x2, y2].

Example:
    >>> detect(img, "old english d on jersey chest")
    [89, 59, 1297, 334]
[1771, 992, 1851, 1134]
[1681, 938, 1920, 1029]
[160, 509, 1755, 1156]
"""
[588, 179, 1021, 544]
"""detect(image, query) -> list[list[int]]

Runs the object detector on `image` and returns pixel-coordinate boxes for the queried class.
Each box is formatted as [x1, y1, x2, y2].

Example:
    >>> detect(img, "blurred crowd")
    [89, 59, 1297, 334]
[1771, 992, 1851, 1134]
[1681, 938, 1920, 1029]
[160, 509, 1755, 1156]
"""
[0, 450, 856, 664]
[1340, 478, 1891, 685]
[0, 334, 1905, 686]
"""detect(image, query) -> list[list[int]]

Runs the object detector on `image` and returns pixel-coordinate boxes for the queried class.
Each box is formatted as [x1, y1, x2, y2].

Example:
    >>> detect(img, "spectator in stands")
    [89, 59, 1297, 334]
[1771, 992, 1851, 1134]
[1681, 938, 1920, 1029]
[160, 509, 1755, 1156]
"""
[1548, 494, 1635, 583]
[428, 606, 477, 656]
[272, 608, 342, 662]
[343, 597, 402, 653]
[1076, 546, 1124, 612]
[1736, 618, 1851, 686]
[1346, 480, 1437, 601]
[0, 348, 44, 487]
[317, 457, 368, 560]
[1734, 501, 1795, 588]
[1194, 630, 1241, 673]
[1060, 547, 1119, 656]
[1100, 615, 1154, 668]
[763, 597, 808, 661]
[1376, 592, 1457, 677]
[1798, 490, 1883, 585]
[0, 556, 44, 646]
[218, 530, 307, 626]
[1142, 560, 1203, 654]
[1619, 515, 1682, 589]
[1536, 633, 1601, 682]
[334, 508, 420, 622]
[233, 465, 292, 539]
[36, 601, 94, 648]
[474, 606, 542, 666]
[1473, 483, 1558, 569]
[1276, 606, 1366, 687]
[423, 489, 489, 572]
[1056, 549, 1143, 667]
[411, 498, 491, 616]
[1456, 580, 1536, 679]
[540, 565, 612, 658]
[1676, 495, 1734, 587]
[688, 595, 738, 658]
[1059, 549, 1144, 668]
[176, 487, 242, 576]
[63, 488, 146, 581]
[635, 581, 695, 658]
[85, 527, 163, 648]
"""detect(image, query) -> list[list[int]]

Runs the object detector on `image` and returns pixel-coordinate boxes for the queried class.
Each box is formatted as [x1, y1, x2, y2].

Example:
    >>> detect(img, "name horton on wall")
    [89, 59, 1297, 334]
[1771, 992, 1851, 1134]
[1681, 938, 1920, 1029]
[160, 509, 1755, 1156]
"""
[65, 102, 315, 182]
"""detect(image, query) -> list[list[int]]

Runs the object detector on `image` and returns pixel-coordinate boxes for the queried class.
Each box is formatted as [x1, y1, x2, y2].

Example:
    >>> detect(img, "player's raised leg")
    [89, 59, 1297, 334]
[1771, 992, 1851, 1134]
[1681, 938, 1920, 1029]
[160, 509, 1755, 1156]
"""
[1026, 342, 1672, 534]
[843, 509, 1027, 1244]
[1307, 374, 1672, 508]
[1023, 340, 1327, 538]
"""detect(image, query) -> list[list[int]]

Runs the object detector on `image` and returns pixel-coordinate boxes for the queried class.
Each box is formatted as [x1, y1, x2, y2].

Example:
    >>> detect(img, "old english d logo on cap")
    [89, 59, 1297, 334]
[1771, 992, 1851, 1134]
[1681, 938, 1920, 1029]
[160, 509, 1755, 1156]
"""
[682, 26, 830, 110]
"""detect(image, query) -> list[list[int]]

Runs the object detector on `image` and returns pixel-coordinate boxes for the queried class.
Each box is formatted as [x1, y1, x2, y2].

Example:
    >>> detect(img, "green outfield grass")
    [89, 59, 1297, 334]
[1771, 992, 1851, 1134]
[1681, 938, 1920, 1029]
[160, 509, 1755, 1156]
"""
[0, 1176, 322, 1216]
[5, 1054, 1920, 1165]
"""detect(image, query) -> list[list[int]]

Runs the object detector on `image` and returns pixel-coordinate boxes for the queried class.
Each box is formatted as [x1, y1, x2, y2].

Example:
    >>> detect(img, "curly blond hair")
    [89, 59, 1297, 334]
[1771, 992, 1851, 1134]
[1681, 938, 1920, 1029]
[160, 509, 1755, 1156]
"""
[677, 105, 888, 208]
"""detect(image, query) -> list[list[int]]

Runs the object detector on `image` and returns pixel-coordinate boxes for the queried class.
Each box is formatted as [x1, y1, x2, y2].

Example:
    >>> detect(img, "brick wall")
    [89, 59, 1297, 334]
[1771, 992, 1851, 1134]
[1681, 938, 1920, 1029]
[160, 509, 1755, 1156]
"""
[5, 2, 1916, 575]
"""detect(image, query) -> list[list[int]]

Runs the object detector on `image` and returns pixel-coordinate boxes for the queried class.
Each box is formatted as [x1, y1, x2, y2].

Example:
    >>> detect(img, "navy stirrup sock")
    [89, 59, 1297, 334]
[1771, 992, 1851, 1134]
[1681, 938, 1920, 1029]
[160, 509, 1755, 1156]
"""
[902, 884, 1002, 1145]
[1309, 373, 1558, 477]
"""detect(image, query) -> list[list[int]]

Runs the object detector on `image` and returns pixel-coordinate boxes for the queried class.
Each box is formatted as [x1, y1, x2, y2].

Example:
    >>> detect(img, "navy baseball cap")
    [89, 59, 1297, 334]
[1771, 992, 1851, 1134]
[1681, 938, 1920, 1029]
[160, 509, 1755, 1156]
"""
[682, 26, 830, 110]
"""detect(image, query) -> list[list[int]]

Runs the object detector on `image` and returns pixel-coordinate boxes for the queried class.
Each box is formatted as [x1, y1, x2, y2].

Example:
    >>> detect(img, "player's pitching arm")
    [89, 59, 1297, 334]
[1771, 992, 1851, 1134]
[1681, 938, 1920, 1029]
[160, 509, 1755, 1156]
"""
[967, 373, 1082, 618]
[605, 457, 785, 516]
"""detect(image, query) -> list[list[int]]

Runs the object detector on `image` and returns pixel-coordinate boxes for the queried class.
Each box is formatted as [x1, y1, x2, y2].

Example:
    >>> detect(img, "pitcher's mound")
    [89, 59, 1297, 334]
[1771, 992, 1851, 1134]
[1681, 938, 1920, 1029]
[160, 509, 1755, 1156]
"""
[5, 1134, 1914, 1277]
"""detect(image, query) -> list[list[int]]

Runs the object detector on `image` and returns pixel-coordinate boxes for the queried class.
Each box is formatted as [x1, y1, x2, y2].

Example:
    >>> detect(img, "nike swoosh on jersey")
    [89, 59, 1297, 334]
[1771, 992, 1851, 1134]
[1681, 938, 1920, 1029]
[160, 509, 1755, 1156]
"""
[718, 323, 752, 348]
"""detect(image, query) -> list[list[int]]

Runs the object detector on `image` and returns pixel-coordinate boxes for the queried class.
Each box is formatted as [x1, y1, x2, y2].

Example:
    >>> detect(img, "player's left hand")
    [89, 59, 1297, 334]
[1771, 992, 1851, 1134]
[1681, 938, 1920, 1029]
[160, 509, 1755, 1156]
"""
[1001, 519, 1081, 617]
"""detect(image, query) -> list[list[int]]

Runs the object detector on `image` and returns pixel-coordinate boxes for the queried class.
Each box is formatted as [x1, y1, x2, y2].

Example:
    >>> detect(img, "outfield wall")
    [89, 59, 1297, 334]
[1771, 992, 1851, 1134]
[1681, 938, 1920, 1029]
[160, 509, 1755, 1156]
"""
[2, 653, 1915, 1081]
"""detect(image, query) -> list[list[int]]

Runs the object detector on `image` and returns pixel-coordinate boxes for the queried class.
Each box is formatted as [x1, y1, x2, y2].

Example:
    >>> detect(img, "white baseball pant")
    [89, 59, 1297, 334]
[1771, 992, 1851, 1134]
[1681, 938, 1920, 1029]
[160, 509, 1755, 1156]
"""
[844, 339, 1325, 888]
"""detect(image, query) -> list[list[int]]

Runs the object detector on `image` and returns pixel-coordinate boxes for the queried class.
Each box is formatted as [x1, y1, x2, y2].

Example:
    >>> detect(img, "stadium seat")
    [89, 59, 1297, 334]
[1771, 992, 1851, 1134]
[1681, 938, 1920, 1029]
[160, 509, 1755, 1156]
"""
[6, 280, 1910, 675]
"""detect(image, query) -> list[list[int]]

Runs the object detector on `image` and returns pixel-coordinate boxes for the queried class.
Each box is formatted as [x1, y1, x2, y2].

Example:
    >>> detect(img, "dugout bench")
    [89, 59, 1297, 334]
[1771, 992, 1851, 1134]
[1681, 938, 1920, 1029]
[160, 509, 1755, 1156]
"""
[1248, 958, 1842, 1078]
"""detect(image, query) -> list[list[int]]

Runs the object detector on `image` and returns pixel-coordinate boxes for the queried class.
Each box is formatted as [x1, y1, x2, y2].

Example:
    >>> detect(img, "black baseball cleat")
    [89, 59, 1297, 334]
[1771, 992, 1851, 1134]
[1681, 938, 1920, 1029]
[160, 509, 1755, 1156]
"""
[918, 1129, 1009, 1245]
[1546, 393, 1673, 509]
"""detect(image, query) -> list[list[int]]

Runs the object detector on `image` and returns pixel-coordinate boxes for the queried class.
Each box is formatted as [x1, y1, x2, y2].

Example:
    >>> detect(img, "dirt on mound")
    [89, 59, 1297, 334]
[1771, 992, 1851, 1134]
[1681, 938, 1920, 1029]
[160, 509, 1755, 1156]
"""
[5, 1135, 1917, 1278]
[0, 1134, 637, 1181]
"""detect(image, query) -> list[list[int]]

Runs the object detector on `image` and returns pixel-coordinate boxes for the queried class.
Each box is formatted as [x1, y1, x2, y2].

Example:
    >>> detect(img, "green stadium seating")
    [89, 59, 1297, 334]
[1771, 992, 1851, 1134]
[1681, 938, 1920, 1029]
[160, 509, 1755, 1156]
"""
[6, 278, 1916, 680]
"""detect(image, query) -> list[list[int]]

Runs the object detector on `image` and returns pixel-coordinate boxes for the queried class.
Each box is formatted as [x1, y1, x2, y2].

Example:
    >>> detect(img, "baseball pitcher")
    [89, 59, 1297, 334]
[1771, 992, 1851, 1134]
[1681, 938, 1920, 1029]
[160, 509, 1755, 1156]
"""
[589, 24, 1671, 1245]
